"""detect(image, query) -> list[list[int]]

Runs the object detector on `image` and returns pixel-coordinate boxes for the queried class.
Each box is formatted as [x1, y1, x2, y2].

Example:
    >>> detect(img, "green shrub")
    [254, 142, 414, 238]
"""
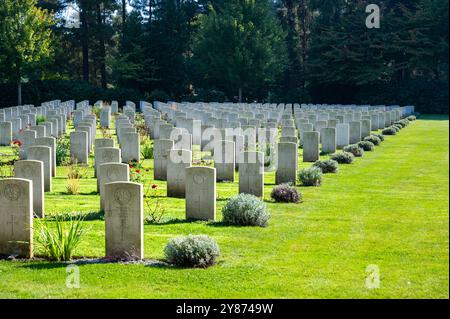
[222, 194, 270, 227]
[372, 133, 385, 142]
[357, 141, 375, 151]
[343, 144, 364, 157]
[164, 235, 220, 268]
[34, 214, 86, 261]
[147, 89, 170, 102]
[382, 127, 397, 135]
[141, 143, 154, 159]
[364, 135, 381, 146]
[56, 138, 70, 165]
[396, 119, 410, 128]
[270, 184, 301, 203]
[330, 152, 355, 164]
[298, 167, 323, 187]
[36, 115, 46, 125]
[407, 115, 417, 121]
[313, 159, 339, 174]
[189, 88, 228, 103]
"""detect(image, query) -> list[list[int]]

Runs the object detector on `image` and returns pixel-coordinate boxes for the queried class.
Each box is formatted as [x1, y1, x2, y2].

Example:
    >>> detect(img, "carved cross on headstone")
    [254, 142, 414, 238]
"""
[7, 214, 20, 237]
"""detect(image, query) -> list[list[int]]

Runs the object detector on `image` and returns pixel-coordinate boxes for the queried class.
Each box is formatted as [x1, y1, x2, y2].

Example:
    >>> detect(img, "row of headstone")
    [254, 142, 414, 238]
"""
[0, 100, 74, 146]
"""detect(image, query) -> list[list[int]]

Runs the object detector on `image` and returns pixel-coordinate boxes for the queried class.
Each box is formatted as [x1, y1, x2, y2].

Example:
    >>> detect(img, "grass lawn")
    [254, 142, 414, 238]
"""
[0, 114, 448, 299]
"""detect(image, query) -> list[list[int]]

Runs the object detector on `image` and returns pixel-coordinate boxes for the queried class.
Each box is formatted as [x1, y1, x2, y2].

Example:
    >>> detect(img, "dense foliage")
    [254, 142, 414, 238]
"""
[0, 0, 447, 113]
[222, 194, 270, 227]
[270, 184, 301, 203]
[164, 235, 220, 268]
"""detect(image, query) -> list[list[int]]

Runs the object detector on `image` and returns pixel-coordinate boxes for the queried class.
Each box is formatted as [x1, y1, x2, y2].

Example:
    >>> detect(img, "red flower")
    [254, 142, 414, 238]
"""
[136, 170, 141, 174]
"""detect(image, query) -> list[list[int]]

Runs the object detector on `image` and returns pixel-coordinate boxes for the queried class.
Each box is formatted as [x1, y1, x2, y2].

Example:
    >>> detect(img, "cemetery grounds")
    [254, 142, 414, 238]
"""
[0, 114, 448, 299]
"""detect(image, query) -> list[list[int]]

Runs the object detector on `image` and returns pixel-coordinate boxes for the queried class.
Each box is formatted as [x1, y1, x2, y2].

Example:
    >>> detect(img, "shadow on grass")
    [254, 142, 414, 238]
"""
[418, 114, 449, 121]
[18, 261, 68, 270]
[45, 210, 105, 221]
[145, 260, 223, 270]
[146, 218, 192, 226]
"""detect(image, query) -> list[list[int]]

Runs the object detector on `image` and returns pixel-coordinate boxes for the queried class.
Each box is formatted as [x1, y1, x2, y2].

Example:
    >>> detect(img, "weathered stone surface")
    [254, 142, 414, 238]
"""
[154, 139, 174, 181]
[0, 122, 12, 146]
[336, 123, 350, 149]
[214, 140, 235, 182]
[70, 131, 88, 164]
[239, 151, 264, 197]
[14, 160, 45, 218]
[26, 146, 52, 192]
[34, 137, 56, 177]
[121, 133, 140, 163]
[0, 178, 33, 258]
[167, 149, 192, 198]
[185, 167, 216, 221]
[321, 128, 337, 154]
[276, 143, 297, 185]
[302, 131, 320, 162]
[95, 147, 122, 190]
[349, 121, 362, 144]
[105, 182, 144, 260]
[99, 163, 129, 210]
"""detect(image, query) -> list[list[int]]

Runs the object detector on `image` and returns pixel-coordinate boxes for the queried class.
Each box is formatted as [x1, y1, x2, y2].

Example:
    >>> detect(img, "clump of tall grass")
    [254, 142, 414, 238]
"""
[66, 178, 80, 195]
[66, 162, 84, 195]
[34, 214, 86, 262]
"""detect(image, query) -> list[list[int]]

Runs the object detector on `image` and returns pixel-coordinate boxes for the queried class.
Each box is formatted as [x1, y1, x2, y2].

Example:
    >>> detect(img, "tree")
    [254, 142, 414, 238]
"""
[0, 0, 55, 105]
[192, 0, 287, 101]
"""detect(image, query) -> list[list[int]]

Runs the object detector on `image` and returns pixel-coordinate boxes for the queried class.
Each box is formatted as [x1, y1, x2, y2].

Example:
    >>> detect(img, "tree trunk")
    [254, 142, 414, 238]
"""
[298, 0, 309, 97]
[17, 82, 22, 106]
[122, 0, 126, 36]
[97, 3, 107, 89]
[80, 0, 90, 82]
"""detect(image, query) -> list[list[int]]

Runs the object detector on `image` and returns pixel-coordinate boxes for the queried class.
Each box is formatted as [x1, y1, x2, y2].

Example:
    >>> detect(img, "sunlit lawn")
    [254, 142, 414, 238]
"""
[0, 115, 448, 298]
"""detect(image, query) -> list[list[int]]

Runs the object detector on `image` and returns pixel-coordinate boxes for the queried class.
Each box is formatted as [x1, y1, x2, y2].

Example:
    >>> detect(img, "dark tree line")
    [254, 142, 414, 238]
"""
[0, 0, 448, 112]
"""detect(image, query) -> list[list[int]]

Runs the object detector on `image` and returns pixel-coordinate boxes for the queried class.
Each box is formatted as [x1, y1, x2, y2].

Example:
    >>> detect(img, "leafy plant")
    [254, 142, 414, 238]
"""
[144, 184, 167, 224]
[298, 167, 323, 186]
[270, 184, 301, 203]
[382, 127, 397, 135]
[129, 162, 143, 183]
[141, 142, 153, 159]
[313, 159, 339, 174]
[364, 135, 381, 146]
[357, 141, 375, 151]
[56, 138, 70, 165]
[407, 115, 417, 121]
[34, 214, 86, 262]
[395, 119, 410, 128]
[164, 235, 220, 268]
[36, 115, 46, 124]
[222, 194, 270, 227]
[330, 152, 355, 164]
[372, 133, 385, 142]
[343, 144, 364, 157]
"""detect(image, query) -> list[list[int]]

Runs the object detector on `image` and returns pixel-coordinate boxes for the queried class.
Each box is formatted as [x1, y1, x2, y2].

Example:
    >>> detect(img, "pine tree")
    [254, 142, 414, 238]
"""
[192, 0, 288, 101]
